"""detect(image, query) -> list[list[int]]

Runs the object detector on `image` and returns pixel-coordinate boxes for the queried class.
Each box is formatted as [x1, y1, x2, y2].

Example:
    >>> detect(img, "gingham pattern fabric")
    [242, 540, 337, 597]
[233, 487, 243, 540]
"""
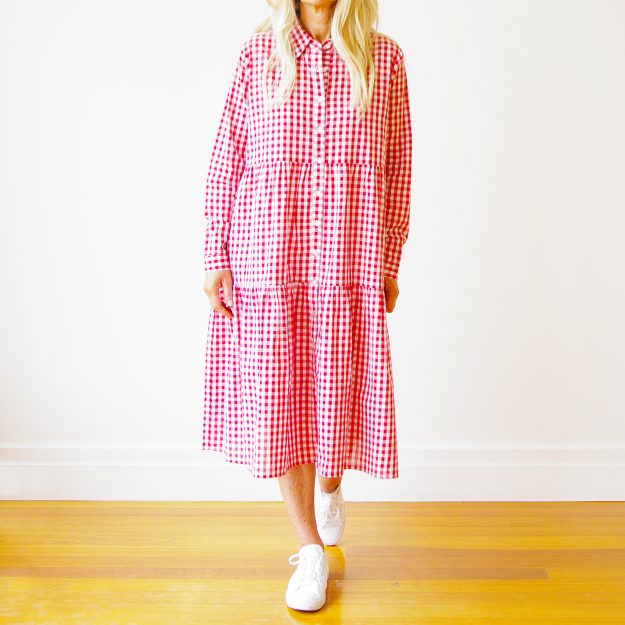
[202, 18, 412, 479]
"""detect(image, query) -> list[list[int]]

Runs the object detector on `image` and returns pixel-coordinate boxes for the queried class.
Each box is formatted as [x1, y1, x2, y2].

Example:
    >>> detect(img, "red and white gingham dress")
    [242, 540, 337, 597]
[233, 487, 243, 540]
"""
[202, 18, 412, 479]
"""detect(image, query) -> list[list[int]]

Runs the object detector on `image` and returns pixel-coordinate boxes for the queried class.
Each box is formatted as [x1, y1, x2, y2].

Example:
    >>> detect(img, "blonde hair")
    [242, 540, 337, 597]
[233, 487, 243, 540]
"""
[255, 0, 379, 118]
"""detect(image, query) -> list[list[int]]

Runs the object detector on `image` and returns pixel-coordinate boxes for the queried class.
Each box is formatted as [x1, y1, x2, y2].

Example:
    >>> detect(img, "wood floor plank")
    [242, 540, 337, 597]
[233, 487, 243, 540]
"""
[0, 500, 624, 623]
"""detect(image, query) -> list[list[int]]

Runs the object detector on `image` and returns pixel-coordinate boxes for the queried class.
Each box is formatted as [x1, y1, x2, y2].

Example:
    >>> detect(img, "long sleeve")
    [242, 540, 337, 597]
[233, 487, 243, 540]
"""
[383, 48, 413, 280]
[203, 43, 250, 272]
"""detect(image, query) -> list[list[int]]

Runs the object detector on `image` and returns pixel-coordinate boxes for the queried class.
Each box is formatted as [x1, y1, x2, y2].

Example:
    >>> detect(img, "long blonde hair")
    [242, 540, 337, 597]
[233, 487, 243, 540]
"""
[255, 0, 379, 117]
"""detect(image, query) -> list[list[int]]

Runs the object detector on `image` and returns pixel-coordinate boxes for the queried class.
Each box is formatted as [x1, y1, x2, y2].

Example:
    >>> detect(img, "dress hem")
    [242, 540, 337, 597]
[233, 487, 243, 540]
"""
[201, 444, 399, 480]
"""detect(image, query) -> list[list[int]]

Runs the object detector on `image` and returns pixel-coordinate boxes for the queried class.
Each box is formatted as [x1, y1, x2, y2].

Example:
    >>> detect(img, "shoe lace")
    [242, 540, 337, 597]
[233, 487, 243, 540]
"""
[319, 496, 342, 525]
[288, 551, 322, 585]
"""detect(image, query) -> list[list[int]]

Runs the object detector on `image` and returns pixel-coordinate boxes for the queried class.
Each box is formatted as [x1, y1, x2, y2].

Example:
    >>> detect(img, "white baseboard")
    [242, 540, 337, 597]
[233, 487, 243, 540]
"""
[1, 444, 624, 501]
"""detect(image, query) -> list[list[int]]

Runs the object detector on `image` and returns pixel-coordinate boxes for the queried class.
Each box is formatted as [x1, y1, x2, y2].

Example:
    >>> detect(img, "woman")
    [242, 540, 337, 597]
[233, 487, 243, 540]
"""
[202, 0, 412, 611]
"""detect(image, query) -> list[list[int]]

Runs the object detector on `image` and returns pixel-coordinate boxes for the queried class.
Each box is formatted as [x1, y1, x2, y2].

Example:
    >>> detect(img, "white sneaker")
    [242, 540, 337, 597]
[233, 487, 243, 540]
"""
[285, 543, 329, 611]
[315, 480, 346, 546]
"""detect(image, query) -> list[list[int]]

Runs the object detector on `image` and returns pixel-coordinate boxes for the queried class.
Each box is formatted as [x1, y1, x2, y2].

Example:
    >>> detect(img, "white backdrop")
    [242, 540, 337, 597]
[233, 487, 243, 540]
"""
[1, 0, 624, 501]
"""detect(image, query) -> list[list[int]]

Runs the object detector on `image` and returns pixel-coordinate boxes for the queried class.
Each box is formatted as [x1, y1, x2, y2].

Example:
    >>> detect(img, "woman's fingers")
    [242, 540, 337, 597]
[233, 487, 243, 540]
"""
[209, 288, 233, 319]
[221, 271, 234, 310]
[384, 277, 399, 313]
[203, 270, 234, 319]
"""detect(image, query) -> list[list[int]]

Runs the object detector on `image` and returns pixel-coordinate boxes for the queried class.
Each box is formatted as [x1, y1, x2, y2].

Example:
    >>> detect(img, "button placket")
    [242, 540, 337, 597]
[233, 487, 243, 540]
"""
[309, 44, 327, 288]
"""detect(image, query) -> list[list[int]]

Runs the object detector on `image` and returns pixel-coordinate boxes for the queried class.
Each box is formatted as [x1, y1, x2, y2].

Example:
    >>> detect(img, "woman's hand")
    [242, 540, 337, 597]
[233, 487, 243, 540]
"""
[204, 269, 234, 319]
[383, 277, 399, 313]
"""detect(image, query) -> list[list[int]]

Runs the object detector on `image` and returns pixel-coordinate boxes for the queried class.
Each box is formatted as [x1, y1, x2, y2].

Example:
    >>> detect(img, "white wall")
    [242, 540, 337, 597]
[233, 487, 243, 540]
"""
[1, 0, 624, 501]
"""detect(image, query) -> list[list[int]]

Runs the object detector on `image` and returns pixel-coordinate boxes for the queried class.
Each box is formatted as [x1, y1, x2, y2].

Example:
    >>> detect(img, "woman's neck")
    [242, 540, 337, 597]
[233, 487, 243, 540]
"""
[298, 2, 334, 43]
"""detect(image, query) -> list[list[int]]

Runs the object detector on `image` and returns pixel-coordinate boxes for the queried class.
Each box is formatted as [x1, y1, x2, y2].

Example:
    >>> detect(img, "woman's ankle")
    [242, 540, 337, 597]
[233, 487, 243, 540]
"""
[319, 480, 341, 494]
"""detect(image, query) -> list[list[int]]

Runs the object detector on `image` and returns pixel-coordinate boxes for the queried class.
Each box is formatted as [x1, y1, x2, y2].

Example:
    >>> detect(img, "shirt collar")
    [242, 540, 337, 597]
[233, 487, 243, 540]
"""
[289, 18, 333, 58]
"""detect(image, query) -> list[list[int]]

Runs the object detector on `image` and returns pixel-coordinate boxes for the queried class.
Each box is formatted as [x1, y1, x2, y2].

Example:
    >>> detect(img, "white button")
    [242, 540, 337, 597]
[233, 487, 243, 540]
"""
[312, 248, 319, 256]
[316, 125, 323, 133]
[311, 279, 318, 285]
[316, 96, 323, 103]
[312, 64, 319, 72]
[316, 156, 323, 164]
[314, 188, 321, 195]
[314, 219, 320, 226]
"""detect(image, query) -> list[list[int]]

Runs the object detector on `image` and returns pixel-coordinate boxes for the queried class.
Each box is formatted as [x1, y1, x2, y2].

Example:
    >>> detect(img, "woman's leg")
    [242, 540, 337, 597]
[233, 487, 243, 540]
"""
[277, 463, 324, 548]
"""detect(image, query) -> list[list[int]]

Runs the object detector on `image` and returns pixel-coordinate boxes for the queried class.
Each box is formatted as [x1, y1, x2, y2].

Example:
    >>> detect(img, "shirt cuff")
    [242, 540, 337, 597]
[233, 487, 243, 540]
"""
[382, 241, 403, 280]
[204, 251, 231, 273]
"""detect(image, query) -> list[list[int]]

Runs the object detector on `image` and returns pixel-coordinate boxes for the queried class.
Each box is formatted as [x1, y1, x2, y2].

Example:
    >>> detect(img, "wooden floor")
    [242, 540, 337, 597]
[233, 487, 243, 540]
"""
[1, 501, 624, 624]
